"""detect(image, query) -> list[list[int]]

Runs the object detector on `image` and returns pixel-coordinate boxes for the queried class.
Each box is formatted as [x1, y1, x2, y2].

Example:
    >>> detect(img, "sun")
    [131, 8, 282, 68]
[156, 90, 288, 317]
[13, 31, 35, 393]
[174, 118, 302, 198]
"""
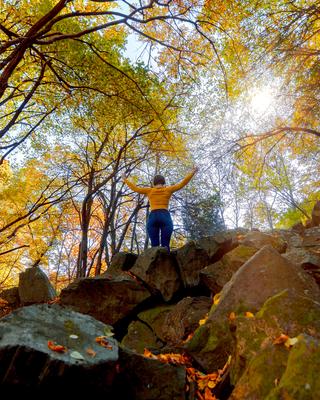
[250, 86, 274, 115]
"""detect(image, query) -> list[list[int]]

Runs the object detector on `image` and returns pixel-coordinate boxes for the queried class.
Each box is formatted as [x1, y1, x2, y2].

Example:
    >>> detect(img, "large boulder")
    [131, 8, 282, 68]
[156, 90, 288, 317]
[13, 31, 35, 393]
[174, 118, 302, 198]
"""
[200, 245, 257, 293]
[311, 200, 320, 226]
[60, 274, 151, 325]
[0, 286, 20, 307]
[175, 241, 211, 288]
[239, 231, 287, 253]
[230, 334, 320, 400]
[197, 229, 246, 261]
[103, 252, 138, 277]
[0, 304, 118, 394]
[130, 247, 181, 301]
[116, 347, 187, 400]
[266, 335, 320, 400]
[186, 245, 320, 372]
[121, 305, 174, 354]
[162, 296, 212, 345]
[121, 320, 161, 354]
[138, 305, 175, 343]
[231, 289, 320, 387]
[18, 266, 56, 305]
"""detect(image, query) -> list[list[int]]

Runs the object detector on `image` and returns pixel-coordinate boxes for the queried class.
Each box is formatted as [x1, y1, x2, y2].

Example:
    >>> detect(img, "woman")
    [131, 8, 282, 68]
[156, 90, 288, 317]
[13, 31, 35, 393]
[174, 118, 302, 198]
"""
[122, 166, 198, 251]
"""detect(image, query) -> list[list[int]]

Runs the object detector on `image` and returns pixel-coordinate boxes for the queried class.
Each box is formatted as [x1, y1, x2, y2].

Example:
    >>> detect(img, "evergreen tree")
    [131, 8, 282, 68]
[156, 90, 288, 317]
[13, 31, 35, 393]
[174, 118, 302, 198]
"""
[182, 193, 225, 240]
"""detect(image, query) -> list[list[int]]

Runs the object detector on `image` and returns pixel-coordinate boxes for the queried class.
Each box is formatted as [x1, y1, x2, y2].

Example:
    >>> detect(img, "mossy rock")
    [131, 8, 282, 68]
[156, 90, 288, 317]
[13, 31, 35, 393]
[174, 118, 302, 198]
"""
[186, 318, 233, 372]
[121, 320, 161, 354]
[266, 335, 320, 400]
[231, 289, 320, 384]
[138, 305, 174, 342]
[229, 344, 288, 400]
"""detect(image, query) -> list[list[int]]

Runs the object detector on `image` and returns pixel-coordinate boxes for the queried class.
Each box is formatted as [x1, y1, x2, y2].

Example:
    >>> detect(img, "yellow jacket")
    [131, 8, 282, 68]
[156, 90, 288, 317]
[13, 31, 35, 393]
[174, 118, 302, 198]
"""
[124, 171, 195, 211]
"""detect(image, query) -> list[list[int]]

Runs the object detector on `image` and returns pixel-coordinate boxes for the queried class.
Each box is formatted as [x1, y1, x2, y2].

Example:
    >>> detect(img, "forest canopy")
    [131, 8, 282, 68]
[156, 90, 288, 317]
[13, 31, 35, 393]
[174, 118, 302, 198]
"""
[0, 0, 319, 288]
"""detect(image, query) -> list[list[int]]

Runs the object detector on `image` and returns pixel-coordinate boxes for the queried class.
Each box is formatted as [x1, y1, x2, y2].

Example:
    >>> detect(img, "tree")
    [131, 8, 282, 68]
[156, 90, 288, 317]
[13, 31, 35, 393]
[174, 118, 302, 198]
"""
[182, 192, 225, 240]
[0, 0, 226, 161]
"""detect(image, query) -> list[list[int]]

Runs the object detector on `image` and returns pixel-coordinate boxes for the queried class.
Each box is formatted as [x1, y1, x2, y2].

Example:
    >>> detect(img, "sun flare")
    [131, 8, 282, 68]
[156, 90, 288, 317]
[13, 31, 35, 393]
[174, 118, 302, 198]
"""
[250, 86, 274, 114]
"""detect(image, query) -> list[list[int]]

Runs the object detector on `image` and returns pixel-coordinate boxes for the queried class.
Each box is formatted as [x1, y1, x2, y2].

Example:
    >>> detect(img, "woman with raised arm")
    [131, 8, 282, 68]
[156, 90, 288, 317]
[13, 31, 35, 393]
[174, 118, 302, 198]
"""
[122, 166, 198, 252]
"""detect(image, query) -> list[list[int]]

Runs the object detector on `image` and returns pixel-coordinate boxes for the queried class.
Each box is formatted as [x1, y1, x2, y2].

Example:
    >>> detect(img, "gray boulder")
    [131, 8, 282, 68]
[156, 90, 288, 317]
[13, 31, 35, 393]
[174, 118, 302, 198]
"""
[0, 303, 118, 394]
[130, 247, 181, 301]
[19, 266, 56, 305]
[60, 274, 151, 325]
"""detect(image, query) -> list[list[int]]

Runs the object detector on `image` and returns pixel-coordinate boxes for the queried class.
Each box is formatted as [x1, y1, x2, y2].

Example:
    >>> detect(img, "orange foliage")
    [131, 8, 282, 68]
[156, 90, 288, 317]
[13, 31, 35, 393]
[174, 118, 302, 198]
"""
[143, 348, 231, 399]
[273, 333, 289, 345]
[47, 340, 67, 353]
[95, 336, 113, 350]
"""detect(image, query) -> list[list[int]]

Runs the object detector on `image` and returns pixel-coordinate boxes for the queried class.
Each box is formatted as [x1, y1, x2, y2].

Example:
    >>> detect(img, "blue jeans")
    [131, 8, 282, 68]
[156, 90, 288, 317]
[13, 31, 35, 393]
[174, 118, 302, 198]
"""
[147, 209, 173, 251]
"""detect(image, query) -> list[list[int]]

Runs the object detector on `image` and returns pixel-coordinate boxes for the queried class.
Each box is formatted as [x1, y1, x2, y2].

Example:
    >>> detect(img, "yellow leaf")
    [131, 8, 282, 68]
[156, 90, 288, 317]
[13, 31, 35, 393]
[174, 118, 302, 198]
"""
[213, 293, 221, 305]
[245, 311, 254, 318]
[273, 333, 289, 345]
[228, 311, 236, 321]
[284, 337, 299, 348]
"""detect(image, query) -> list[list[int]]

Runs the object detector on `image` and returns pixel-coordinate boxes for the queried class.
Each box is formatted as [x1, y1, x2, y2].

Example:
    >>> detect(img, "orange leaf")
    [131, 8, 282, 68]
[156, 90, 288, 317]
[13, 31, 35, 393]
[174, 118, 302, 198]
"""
[95, 336, 113, 349]
[183, 332, 194, 343]
[86, 347, 97, 357]
[143, 348, 157, 359]
[273, 333, 289, 345]
[204, 387, 217, 400]
[47, 340, 67, 353]
[245, 311, 254, 318]
[228, 311, 236, 321]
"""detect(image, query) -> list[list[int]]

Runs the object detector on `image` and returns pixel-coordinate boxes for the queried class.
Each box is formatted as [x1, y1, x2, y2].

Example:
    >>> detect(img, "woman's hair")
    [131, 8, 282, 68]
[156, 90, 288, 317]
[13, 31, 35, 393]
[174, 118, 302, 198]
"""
[153, 174, 166, 186]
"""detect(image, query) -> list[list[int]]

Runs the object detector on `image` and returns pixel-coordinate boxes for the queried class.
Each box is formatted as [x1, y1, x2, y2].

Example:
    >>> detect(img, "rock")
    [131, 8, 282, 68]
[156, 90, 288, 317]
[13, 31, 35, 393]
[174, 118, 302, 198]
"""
[197, 229, 242, 261]
[60, 274, 151, 325]
[103, 252, 138, 277]
[18, 266, 56, 305]
[311, 200, 320, 226]
[116, 347, 187, 400]
[121, 320, 161, 354]
[0, 287, 20, 307]
[200, 245, 257, 293]
[239, 231, 287, 253]
[302, 227, 320, 248]
[231, 289, 320, 385]
[229, 343, 288, 400]
[175, 241, 211, 288]
[283, 247, 320, 268]
[130, 247, 181, 302]
[138, 305, 175, 343]
[186, 245, 320, 372]
[121, 305, 174, 354]
[230, 335, 320, 400]
[162, 296, 212, 345]
[0, 304, 118, 394]
[267, 335, 320, 400]
[291, 222, 305, 234]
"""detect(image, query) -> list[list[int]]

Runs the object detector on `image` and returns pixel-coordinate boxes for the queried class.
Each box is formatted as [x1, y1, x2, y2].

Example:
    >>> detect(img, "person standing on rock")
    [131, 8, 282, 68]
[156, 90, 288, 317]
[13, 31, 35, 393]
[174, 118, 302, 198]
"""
[122, 166, 198, 251]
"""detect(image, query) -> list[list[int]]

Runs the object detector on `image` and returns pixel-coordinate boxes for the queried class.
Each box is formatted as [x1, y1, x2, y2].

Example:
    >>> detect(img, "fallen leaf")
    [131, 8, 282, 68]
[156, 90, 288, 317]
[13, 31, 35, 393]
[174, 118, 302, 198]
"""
[245, 311, 254, 318]
[70, 351, 85, 360]
[47, 340, 67, 353]
[204, 387, 217, 400]
[285, 337, 299, 348]
[199, 316, 208, 326]
[213, 293, 221, 305]
[69, 334, 79, 339]
[86, 347, 97, 357]
[273, 333, 289, 345]
[228, 312, 236, 321]
[183, 332, 194, 343]
[95, 336, 113, 350]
